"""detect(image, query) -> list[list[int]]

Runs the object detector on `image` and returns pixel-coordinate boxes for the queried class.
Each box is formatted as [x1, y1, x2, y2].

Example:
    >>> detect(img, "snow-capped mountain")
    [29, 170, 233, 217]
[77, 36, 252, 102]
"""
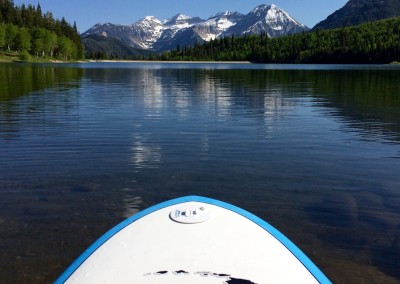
[83, 18, 163, 50]
[131, 16, 164, 49]
[224, 4, 308, 37]
[82, 4, 309, 52]
[164, 14, 204, 28]
[194, 11, 244, 41]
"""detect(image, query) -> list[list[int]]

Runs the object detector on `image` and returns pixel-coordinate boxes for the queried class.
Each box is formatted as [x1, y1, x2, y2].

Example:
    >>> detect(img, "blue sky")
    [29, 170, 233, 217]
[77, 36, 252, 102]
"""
[14, 0, 348, 33]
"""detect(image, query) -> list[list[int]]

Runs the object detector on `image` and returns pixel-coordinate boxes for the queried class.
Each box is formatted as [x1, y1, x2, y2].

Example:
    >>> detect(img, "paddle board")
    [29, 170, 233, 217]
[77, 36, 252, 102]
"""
[55, 196, 331, 283]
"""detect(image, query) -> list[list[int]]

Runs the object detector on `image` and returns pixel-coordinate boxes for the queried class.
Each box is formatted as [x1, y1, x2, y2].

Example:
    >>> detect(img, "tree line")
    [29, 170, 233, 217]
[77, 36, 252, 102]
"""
[160, 17, 400, 64]
[0, 0, 83, 60]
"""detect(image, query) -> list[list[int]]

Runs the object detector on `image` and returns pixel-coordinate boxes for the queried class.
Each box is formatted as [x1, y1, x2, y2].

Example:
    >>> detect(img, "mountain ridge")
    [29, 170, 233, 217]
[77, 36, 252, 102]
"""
[313, 0, 400, 30]
[82, 4, 309, 52]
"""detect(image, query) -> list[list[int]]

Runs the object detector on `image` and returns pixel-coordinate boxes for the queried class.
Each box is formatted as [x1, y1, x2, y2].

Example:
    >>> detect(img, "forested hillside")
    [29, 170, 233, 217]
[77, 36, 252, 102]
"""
[313, 0, 400, 30]
[82, 34, 155, 60]
[160, 17, 400, 64]
[0, 0, 83, 60]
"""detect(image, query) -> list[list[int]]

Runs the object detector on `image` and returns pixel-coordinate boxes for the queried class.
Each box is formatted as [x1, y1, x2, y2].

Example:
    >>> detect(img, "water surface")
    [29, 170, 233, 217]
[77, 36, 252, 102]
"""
[0, 62, 399, 283]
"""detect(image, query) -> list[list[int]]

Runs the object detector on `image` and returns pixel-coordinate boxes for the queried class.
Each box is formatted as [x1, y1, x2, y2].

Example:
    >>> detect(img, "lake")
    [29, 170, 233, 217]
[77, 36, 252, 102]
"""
[0, 62, 399, 283]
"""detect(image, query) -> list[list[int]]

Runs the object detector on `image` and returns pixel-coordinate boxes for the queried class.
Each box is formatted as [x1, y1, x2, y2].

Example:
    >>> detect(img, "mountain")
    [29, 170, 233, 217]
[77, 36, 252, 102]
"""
[82, 4, 308, 53]
[193, 11, 244, 41]
[224, 4, 307, 37]
[82, 34, 155, 59]
[152, 27, 205, 52]
[313, 0, 400, 30]
[84, 17, 164, 50]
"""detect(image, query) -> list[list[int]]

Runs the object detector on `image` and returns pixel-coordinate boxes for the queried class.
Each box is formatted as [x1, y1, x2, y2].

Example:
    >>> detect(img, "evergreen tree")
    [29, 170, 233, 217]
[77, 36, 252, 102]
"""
[0, 0, 15, 24]
[43, 11, 55, 31]
[34, 3, 43, 27]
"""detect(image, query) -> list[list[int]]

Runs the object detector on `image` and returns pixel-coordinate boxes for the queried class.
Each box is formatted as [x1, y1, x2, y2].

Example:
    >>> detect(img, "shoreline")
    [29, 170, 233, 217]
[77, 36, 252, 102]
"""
[85, 60, 253, 64]
[1, 56, 399, 65]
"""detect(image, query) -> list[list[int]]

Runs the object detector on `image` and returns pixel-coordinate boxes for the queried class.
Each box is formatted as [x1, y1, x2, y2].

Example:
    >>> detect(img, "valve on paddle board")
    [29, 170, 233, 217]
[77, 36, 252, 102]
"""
[170, 204, 211, 224]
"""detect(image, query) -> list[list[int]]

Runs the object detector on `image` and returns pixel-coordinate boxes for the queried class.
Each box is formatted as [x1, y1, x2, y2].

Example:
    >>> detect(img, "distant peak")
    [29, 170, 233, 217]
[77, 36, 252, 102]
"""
[170, 13, 192, 21]
[143, 16, 161, 22]
[250, 3, 288, 17]
[258, 4, 269, 8]
[178, 13, 191, 19]
[251, 4, 269, 13]
[212, 10, 234, 17]
[164, 13, 196, 26]
[89, 22, 113, 29]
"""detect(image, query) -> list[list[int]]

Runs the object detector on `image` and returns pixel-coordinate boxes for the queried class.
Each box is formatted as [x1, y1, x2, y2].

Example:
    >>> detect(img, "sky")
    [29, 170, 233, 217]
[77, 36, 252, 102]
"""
[14, 0, 349, 33]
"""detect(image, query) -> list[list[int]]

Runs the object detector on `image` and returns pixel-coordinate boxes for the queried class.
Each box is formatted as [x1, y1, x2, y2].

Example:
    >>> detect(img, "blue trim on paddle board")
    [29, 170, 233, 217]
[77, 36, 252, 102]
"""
[55, 195, 331, 284]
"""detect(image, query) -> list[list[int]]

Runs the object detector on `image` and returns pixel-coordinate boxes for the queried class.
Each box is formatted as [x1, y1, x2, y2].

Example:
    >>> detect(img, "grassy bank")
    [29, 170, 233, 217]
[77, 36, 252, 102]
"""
[0, 51, 79, 63]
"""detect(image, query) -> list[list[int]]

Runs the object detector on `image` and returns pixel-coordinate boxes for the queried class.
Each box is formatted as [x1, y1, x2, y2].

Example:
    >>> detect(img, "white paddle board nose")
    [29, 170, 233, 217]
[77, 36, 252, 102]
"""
[170, 205, 211, 224]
